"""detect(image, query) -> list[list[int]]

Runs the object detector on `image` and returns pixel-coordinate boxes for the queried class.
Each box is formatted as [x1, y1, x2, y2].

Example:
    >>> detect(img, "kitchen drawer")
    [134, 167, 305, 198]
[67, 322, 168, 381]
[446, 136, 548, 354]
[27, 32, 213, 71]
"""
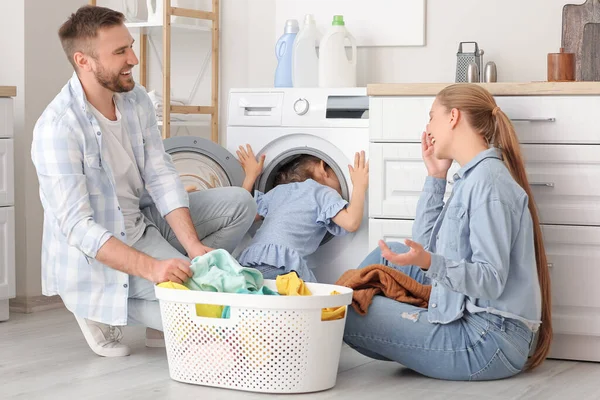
[495, 96, 600, 144]
[370, 95, 600, 144]
[369, 96, 434, 142]
[0, 98, 13, 139]
[522, 144, 600, 226]
[0, 206, 15, 300]
[370, 142, 600, 226]
[0, 139, 14, 206]
[369, 142, 459, 218]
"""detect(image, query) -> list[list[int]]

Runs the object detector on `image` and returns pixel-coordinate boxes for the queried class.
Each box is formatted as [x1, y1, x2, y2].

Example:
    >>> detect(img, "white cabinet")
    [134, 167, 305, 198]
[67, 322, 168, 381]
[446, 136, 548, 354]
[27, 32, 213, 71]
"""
[0, 139, 14, 206]
[0, 96, 15, 322]
[369, 89, 600, 362]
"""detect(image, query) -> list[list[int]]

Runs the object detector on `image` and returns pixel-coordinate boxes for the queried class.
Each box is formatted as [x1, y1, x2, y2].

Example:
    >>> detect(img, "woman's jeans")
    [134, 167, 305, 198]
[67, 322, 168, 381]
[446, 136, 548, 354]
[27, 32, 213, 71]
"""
[343, 242, 535, 381]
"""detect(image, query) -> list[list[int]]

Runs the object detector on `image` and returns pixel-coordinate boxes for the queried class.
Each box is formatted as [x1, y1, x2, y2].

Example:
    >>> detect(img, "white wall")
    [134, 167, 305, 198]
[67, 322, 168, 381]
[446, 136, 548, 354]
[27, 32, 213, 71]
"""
[0, 0, 571, 301]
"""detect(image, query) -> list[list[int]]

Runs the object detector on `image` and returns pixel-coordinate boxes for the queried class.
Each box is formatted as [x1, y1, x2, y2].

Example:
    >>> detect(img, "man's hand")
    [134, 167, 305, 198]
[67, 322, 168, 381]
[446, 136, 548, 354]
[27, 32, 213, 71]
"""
[186, 242, 215, 260]
[149, 258, 193, 284]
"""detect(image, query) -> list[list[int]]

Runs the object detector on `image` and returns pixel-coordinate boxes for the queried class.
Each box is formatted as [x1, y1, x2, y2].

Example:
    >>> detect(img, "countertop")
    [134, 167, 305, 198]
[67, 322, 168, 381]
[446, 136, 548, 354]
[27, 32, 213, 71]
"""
[367, 82, 600, 96]
[0, 86, 17, 97]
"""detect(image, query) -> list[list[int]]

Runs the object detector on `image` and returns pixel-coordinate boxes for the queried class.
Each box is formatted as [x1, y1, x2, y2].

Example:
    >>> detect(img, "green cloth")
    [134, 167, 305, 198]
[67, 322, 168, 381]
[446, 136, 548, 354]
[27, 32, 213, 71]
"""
[185, 249, 264, 293]
[221, 286, 279, 319]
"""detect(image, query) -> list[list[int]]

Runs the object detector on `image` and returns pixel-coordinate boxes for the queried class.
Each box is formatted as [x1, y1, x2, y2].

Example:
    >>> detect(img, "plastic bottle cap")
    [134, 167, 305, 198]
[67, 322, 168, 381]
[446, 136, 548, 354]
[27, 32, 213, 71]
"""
[304, 14, 316, 25]
[332, 15, 345, 26]
[284, 19, 299, 34]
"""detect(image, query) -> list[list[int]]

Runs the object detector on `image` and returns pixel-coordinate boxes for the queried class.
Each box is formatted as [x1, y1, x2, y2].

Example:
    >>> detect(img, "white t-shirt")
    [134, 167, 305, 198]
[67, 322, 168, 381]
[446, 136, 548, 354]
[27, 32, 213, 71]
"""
[88, 100, 146, 245]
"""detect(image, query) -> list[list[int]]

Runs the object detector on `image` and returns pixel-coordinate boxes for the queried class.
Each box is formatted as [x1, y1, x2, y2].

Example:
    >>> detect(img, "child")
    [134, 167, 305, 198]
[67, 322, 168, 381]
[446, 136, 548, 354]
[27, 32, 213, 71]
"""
[235, 144, 369, 283]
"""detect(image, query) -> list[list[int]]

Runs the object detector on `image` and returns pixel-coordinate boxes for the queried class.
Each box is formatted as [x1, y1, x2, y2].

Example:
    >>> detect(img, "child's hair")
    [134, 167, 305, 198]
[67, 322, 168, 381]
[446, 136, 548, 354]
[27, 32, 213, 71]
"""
[274, 155, 332, 186]
[437, 83, 552, 371]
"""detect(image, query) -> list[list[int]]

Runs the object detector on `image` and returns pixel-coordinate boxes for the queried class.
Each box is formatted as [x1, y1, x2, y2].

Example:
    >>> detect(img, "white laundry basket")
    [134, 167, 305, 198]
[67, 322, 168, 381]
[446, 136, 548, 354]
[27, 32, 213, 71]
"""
[155, 280, 353, 394]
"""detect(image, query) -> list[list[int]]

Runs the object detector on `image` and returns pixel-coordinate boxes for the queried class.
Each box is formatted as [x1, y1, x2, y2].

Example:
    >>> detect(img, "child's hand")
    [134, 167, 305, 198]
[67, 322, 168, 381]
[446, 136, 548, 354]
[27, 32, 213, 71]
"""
[349, 150, 369, 192]
[237, 144, 265, 179]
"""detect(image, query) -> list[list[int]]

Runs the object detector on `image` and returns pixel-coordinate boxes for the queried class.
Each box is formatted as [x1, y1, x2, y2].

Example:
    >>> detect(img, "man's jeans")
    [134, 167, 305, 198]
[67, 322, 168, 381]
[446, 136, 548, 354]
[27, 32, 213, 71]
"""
[127, 187, 256, 331]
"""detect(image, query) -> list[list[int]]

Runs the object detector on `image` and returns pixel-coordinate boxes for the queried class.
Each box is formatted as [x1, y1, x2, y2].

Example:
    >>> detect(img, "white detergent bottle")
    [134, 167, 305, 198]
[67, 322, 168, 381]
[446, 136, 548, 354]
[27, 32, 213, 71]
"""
[318, 15, 357, 88]
[292, 14, 320, 87]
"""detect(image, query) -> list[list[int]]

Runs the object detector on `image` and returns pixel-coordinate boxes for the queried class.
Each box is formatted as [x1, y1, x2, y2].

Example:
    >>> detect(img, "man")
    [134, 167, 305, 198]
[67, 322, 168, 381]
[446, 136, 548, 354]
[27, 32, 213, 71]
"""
[31, 6, 256, 357]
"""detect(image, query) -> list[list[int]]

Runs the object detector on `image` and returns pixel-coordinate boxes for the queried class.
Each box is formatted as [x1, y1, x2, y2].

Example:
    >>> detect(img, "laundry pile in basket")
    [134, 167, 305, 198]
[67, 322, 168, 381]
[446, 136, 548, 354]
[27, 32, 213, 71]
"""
[157, 249, 345, 321]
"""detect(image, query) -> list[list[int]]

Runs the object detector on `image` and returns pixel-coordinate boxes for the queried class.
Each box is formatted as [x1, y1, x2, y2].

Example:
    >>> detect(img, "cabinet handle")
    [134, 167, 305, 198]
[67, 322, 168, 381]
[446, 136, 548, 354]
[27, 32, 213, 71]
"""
[530, 182, 555, 188]
[512, 117, 556, 122]
[547, 263, 554, 269]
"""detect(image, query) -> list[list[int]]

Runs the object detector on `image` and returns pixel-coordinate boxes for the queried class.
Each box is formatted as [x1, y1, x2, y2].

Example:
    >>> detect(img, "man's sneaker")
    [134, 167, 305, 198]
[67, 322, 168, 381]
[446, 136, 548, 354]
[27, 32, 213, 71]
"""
[75, 316, 131, 357]
[145, 328, 165, 348]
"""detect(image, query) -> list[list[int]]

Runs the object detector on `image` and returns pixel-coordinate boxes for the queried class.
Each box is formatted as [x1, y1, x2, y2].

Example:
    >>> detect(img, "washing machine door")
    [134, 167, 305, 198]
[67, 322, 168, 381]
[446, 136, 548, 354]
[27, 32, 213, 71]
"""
[254, 134, 351, 201]
[163, 136, 244, 191]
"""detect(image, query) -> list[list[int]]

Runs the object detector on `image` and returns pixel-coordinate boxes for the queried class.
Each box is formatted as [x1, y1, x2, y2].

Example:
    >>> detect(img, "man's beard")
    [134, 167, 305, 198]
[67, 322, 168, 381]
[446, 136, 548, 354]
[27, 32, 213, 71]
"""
[94, 62, 135, 93]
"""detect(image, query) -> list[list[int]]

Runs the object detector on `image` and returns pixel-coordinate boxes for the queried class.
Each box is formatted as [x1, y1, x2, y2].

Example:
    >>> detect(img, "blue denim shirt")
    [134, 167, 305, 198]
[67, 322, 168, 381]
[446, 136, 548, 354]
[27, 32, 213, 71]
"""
[414, 148, 542, 331]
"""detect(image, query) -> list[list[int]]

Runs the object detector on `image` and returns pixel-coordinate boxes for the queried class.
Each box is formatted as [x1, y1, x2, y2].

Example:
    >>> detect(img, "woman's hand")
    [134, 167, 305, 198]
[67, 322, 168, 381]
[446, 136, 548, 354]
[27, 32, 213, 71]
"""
[422, 131, 452, 180]
[379, 239, 431, 270]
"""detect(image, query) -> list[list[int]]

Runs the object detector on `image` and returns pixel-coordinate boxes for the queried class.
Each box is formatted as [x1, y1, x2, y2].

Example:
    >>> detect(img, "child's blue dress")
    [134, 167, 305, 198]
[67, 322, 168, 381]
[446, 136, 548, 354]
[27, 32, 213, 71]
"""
[237, 179, 349, 282]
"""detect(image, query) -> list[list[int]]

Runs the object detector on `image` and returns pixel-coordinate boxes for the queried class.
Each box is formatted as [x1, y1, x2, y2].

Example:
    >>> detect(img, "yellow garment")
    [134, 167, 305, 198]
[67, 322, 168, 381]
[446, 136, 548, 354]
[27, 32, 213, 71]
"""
[157, 281, 223, 318]
[275, 272, 345, 321]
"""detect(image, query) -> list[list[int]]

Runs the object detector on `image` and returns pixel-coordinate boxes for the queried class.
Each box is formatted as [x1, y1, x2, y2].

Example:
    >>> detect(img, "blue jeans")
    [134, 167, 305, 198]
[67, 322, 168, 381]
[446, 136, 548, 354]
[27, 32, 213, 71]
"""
[127, 187, 256, 331]
[343, 242, 534, 381]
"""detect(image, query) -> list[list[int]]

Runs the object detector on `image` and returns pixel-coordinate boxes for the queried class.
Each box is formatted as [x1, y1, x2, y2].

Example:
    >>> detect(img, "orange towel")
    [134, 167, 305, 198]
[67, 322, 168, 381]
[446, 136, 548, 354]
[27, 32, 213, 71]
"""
[335, 264, 432, 315]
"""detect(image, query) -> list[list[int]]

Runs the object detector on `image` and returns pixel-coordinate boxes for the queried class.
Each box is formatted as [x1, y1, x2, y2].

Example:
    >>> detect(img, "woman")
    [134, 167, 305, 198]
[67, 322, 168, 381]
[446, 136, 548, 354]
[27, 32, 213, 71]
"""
[343, 84, 552, 381]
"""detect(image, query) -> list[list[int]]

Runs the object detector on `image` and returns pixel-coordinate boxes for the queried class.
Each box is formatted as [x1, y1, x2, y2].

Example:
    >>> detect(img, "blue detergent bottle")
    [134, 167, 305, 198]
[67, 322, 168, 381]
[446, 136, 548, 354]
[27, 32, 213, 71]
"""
[274, 19, 299, 87]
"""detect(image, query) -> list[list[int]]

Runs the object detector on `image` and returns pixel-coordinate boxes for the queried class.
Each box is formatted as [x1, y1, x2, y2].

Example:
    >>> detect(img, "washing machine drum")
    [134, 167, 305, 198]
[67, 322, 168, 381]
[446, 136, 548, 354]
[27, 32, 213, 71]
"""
[163, 137, 244, 191]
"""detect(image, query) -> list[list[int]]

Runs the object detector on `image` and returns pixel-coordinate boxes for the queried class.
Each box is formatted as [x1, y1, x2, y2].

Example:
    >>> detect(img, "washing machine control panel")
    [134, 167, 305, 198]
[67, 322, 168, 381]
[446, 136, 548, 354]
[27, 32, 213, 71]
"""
[293, 98, 310, 115]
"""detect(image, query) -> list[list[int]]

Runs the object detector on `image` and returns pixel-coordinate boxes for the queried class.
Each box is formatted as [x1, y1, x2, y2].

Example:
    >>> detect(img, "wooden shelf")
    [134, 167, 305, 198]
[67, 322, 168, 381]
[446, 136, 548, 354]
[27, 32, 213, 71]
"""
[158, 120, 210, 127]
[89, 0, 220, 142]
[125, 21, 211, 33]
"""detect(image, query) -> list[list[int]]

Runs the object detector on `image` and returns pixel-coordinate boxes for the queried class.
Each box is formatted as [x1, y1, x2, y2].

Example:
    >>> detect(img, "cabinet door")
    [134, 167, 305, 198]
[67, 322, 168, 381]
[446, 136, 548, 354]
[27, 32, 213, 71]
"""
[522, 144, 600, 226]
[0, 98, 13, 139]
[369, 96, 434, 142]
[495, 96, 600, 144]
[0, 207, 15, 300]
[369, 143, 459, 219]
[543, 225, 600, 337]
[0, 139, 14, 206]
[368, 219, 415, 250]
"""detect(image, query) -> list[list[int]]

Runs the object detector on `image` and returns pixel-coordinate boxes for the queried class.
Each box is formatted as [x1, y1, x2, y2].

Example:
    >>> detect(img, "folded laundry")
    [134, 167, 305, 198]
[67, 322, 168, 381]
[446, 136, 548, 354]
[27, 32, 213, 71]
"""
[335, 264, 431, 315]
[276, 271, 345, 321]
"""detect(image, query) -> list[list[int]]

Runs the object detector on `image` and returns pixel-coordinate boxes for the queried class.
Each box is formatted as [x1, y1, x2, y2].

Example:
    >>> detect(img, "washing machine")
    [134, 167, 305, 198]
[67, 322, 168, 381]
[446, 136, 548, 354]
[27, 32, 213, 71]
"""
[225, 88, 370, 284]
[163, 88, 370, 284]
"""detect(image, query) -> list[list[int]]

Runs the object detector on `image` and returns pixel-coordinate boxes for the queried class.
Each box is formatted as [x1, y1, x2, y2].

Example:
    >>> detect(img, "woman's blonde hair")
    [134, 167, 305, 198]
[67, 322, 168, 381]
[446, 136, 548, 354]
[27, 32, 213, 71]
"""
[437, 83, 552, 371]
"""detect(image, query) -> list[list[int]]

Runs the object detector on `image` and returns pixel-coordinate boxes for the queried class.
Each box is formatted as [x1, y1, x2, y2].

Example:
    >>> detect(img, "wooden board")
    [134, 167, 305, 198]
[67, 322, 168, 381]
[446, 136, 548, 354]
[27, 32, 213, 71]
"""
[562, 0, 600, 80]
[366, 82, 600, 97]
[582, 23, 600, 81]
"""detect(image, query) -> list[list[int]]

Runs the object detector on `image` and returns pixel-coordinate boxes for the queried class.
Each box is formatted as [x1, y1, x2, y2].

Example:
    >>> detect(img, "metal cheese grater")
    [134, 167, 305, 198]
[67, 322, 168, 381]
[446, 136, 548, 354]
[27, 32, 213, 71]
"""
[455, 42, 483, 82]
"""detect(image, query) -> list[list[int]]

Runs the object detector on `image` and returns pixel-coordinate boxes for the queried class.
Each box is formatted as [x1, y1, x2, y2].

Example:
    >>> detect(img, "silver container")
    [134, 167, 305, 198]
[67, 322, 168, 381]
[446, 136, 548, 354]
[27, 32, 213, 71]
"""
[467, 63, 480, 82]
[484, 61, 498, 83]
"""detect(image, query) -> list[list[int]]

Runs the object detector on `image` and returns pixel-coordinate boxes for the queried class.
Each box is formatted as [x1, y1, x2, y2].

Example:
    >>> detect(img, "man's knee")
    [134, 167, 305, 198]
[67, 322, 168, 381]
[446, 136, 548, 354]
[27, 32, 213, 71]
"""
[222, 187, 257, 223]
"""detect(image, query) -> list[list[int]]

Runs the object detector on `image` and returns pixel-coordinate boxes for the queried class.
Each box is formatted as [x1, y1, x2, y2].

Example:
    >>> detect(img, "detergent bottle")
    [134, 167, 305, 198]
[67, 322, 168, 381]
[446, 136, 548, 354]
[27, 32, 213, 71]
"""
[274, 19, 299, 87]
[318, 15, 357, 87]
[292, 14, 320, 87]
